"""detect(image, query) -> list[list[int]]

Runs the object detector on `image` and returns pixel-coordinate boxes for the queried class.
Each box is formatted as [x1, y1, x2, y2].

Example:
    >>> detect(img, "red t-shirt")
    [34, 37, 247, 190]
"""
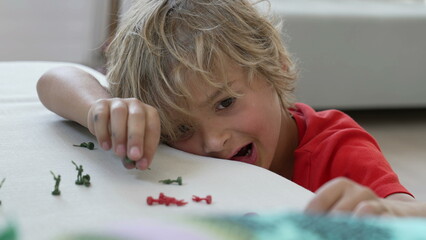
[290, 103, 411, 198]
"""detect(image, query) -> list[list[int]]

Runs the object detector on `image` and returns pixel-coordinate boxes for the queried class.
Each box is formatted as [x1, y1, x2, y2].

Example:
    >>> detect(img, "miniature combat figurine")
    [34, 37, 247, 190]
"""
[124, 156, 135, 166]
[72, 161, 84, 185]
[71, 161, 91, 187]
[124, 156, 151, 170]
[73, 141, 95, 150]
[147, 193, 187, 206]
[81, 174, 91, 187]
[50, 171, 61, 196]
[159, 176, 183, 185]
[192, 195, 213, 204]
[0, 178, 5, 205]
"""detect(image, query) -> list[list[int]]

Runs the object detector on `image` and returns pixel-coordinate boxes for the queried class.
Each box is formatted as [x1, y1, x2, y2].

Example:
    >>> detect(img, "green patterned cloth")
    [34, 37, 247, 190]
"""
[5, 212, 426, 240]
[0, 221, 18, 240]
[193, 212, 426, 240]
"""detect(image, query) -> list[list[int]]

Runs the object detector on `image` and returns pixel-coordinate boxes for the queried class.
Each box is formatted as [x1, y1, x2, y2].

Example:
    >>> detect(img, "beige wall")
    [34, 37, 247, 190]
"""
[0, 0, 110, 67]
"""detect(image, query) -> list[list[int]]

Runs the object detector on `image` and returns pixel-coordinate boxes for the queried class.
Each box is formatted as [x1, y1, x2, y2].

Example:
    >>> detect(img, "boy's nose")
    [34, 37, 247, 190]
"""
[202, 129, 229, 155]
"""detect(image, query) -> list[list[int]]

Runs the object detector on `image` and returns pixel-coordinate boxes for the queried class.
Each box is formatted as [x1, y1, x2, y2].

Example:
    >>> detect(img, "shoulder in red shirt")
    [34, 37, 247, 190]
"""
[290, 103, 411, 198]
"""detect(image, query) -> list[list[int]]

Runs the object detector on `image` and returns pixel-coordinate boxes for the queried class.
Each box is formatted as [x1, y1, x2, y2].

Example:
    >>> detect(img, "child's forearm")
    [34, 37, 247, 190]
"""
[36, 66, 111, 128]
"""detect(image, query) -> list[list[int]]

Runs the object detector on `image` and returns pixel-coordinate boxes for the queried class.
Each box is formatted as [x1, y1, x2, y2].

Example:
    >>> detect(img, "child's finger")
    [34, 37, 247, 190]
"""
[126, 100, 146, 161]
[305, 177, 378, 214]
[353, 200, 387, 217]
[329, 185, 377, 214]
[91, 101, 112, 150]
[140, 106, 161, 169]
[305, 177, 349, 213]
[110, 100, 128, 158]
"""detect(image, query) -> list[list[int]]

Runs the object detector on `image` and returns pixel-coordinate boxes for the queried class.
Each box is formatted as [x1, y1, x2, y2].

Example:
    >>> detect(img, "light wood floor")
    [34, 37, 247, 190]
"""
[346, 109, 426, 200]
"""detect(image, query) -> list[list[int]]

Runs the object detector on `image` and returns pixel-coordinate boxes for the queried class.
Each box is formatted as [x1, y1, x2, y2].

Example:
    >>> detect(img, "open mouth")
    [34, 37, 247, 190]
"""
[230, 143, 256, 164]
[233, 143, 252, 158]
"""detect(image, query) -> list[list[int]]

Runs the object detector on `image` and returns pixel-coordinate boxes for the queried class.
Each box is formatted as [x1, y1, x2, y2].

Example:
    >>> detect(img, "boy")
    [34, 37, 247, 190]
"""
[37, 0, 426, 216]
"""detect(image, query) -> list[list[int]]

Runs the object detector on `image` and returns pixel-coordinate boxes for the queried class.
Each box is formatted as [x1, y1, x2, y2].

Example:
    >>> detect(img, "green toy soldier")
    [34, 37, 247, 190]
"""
[72, 161, 91, 187]
[159, 176, 183, 185]
[72, 161, 84, 185]
[0, 178, 5, 205]
[81, 174, 91, 187]
[73, 142, 95, 150]
[124, 156, 151, 170]
[50, 171, 61, 196]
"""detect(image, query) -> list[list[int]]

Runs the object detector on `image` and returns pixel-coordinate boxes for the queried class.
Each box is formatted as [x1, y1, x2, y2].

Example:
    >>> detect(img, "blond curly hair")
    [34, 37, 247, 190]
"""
[106, 0, 297, 142]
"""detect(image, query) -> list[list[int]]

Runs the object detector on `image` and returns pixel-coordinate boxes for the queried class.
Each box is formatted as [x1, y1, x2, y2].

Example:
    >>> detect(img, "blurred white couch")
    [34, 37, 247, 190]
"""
[270, 0, 426, 109]
[2, 0, 425, 109]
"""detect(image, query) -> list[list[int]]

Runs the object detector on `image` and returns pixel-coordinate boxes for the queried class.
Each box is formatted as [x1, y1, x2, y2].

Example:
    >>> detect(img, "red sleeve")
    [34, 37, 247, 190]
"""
[311, 129, 411, 198]
[291, 103, 412, 198]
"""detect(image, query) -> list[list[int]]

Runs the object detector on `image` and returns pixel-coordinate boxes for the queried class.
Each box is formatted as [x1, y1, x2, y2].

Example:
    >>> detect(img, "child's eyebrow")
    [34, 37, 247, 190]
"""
[199, 81, 235, 107]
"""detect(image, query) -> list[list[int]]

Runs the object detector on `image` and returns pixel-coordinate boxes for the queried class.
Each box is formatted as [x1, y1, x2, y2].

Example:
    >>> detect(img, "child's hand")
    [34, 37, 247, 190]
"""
[87, 98, 161, 170]
[304, 177, 420, 217]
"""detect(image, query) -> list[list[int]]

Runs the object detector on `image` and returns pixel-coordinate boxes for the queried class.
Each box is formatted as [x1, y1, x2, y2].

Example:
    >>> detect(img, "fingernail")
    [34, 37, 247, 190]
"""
[137, 158, 149, 170]
[102, 142, 110, 150]
[116, 144, 126, 156]
[129, 146, 141, 159]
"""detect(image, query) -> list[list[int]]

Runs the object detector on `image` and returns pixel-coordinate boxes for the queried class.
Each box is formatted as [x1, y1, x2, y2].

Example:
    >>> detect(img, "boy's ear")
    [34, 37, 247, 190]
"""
[280, 58, 289, 71]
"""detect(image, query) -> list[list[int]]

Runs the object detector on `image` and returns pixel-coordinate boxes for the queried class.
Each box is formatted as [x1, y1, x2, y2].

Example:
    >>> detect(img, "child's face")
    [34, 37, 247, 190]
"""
[168, 65, 297, 173]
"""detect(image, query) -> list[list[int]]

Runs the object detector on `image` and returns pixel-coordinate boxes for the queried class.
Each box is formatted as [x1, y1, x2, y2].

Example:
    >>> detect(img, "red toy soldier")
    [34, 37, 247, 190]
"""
[192, 195, 212, 204]
[147, 193, 187, 206]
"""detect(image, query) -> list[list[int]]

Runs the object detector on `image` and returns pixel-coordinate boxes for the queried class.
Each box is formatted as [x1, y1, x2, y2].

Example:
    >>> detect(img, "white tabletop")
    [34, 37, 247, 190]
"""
[0, 61, 313, 240]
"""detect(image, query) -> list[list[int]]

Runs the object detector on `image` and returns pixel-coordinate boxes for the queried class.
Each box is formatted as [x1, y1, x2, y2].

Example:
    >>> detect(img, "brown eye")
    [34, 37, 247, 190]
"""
[217, 97, 235, 110]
